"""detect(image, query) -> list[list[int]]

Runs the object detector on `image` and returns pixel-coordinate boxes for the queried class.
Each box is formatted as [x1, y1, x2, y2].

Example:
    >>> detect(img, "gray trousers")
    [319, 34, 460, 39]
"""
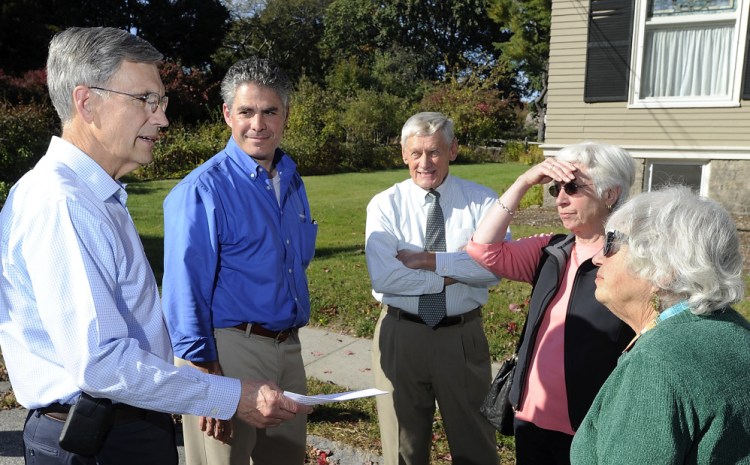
[372, 306, 499, 465]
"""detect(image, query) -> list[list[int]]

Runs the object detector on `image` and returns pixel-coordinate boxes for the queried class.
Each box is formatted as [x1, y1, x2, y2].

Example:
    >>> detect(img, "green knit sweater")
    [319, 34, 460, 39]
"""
[571, 308, 750, 465]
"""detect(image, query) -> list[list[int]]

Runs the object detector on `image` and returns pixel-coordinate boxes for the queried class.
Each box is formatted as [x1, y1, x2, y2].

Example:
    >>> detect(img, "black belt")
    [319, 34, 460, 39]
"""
[233, 323, 297, 342]
[39, 402, 153, 424]
[386, 306, 481, 328]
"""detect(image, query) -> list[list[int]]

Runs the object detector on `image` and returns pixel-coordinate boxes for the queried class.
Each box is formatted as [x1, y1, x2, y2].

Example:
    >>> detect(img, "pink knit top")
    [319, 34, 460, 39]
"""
[467, 235, 602, 435]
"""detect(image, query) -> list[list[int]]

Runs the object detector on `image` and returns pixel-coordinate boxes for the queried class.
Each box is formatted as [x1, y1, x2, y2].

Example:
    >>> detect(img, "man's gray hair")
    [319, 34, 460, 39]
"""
[606, 185, 745, 315]
[220, 57, 293, 111]
[400, 112, 455, 147]
[47, 27, 163, 125]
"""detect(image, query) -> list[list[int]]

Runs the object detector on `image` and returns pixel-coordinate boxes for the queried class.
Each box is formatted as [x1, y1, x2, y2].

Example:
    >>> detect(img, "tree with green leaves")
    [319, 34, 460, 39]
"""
[421, 66, 520, 145]
[487, 0, 551, 141]
[322, 0, 510, 81]
[386, 0, 511, 79]
[213, 0, 330, 84]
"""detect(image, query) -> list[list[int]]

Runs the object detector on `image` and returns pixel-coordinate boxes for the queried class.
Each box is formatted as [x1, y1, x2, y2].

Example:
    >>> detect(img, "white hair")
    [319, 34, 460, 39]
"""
[400, 112, 455, 147]
[606, 185, 745, 315]
[555, 141, 637, 209]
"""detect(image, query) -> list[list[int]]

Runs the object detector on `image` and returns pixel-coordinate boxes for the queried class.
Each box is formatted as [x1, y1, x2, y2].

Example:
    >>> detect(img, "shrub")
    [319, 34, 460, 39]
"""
[336, 142, 402, 172]
[519, 143, 544, 165]
[0, 69, 49, 105]
[420, 69, 520, 145]
[134, 116, 229, 180]
[160, 62, 221, 125]
[520, 185, 544, 209]
[339, 89, 410, 145]
[284, 77, 344, 175]
[0, 101, 59, 206]
[501, 141, 525, 162]
[455, 145, 504, 164]
[502, 140, 544, 165]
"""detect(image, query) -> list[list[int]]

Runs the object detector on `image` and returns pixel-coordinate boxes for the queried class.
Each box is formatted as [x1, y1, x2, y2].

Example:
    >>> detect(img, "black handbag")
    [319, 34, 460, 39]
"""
[481, 315, 527, 436]
[479, 354, 517, 436]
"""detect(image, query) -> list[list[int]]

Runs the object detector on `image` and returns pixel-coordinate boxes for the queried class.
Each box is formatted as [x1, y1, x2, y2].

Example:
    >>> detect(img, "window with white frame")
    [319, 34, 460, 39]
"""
[630, 0, 750, 108]
[647, 160, 707, 194]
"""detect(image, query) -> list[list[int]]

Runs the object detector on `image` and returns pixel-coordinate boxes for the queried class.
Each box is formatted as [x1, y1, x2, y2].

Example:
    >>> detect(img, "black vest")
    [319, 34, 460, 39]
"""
[509, 234, 634, 431]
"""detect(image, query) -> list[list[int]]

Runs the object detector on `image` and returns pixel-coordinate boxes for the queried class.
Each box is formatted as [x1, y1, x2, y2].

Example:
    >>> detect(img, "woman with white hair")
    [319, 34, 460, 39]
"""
[466, 141, 638, 464]
[571, 186, 750, 464]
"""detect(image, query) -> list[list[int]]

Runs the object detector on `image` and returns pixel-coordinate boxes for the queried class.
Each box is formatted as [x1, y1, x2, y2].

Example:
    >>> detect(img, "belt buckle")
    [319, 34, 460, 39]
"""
[276, 328, 295, 342]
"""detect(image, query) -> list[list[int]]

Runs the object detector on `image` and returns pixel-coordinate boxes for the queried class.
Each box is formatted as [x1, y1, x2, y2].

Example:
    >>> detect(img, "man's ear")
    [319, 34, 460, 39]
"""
[73, 86, 95, 123]
[222, 103, 232, 127]
[449, 138, 459, 162]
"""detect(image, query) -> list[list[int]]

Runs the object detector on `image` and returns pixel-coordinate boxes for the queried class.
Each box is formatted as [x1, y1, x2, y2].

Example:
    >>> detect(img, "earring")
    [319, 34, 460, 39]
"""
[606, 204, 613, 211]
[650, 293, 661, 313]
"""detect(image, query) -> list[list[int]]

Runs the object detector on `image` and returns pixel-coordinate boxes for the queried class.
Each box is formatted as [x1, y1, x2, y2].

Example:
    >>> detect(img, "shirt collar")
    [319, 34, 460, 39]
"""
[45, 136, 125, 204]
[224, 136, 295, 179]
[409, 173, 453, 204]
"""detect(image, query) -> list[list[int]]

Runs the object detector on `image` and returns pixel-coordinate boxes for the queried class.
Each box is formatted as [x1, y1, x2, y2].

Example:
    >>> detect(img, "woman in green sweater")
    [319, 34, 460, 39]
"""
[570, 185, 750, 465]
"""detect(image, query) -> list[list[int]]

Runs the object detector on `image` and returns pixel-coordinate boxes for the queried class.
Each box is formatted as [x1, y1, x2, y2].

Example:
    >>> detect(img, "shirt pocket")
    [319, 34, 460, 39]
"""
[299, 221, 318, 267]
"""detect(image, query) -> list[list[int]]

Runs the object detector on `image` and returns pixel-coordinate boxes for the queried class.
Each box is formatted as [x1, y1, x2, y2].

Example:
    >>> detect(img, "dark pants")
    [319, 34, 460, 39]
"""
[514, 418, 573, 465]
[23, 409, 178, 465]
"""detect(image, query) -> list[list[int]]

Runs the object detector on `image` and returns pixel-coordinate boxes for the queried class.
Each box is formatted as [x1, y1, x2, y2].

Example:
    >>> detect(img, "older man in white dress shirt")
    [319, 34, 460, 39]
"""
[366, 111, 510, 465]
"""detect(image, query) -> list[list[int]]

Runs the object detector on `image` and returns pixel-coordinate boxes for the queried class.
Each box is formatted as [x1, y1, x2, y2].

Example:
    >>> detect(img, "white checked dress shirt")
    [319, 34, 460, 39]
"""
[0, 137, 239, 418]
[365, 174, 510, 315]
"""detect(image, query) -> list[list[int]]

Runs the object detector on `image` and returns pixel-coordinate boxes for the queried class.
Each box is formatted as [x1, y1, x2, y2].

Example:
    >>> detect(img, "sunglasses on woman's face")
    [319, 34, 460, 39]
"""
[603, 230, 625, 257]
[548, 181, 593, 197]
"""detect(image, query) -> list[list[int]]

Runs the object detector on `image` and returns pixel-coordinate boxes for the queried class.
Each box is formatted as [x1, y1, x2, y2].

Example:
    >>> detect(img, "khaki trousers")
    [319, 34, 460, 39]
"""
[177, 327, 307, 465]
[372, 306, 499, 465]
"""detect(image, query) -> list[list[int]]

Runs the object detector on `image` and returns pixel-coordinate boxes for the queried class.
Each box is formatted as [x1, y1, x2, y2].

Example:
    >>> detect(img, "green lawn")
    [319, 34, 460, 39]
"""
[125, 163, 750, 362]
[126, 163, 548, 360]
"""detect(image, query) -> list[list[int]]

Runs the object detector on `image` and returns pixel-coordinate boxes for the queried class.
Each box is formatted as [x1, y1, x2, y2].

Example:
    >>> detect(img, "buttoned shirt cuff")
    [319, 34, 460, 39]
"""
[434, 252, 453, 277]
[203, 375, 242, 420]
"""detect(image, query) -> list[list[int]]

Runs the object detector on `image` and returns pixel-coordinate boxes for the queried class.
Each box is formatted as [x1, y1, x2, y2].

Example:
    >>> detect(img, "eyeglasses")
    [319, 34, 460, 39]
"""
[603, 230, 626, 257]
[548, 181, 592, 197]
[90, 86, 168, 113]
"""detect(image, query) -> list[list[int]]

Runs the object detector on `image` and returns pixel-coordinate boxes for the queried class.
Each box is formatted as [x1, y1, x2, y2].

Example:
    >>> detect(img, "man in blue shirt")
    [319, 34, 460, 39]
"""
[162, 58, 317, 465]
[0, 27, 310, 465]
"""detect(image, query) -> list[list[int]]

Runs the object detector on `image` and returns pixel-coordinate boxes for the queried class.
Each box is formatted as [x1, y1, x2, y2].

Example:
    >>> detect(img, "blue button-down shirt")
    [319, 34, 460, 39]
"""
[162, 137, 317, 362]
[0, 137, 239, 418]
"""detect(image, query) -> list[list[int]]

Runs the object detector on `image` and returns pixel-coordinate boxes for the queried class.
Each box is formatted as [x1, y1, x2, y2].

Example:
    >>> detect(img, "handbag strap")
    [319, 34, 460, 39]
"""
[513, 313, 528, 355]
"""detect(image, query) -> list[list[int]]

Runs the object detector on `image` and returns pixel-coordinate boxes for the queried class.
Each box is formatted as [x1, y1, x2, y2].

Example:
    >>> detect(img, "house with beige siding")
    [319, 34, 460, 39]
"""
[543, 0, 750, 266]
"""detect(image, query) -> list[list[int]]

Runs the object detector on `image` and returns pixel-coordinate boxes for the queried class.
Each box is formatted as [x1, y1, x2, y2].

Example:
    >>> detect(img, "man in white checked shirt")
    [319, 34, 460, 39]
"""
[365, 112, 511, 465]
[0, 27, 309, 465]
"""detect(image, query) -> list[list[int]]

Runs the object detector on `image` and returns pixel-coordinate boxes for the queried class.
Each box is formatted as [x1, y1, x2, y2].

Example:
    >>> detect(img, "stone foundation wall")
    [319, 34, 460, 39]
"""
[709, 160, 750, 273]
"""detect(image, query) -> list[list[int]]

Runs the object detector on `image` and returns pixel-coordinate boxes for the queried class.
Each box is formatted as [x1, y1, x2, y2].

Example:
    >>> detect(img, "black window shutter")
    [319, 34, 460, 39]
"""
[742, 19, 750, 100]
[584, 0, 635, 103]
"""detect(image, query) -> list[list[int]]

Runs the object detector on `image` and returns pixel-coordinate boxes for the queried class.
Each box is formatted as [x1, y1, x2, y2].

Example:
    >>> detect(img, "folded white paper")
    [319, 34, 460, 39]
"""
[283, 388, 388, 406]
